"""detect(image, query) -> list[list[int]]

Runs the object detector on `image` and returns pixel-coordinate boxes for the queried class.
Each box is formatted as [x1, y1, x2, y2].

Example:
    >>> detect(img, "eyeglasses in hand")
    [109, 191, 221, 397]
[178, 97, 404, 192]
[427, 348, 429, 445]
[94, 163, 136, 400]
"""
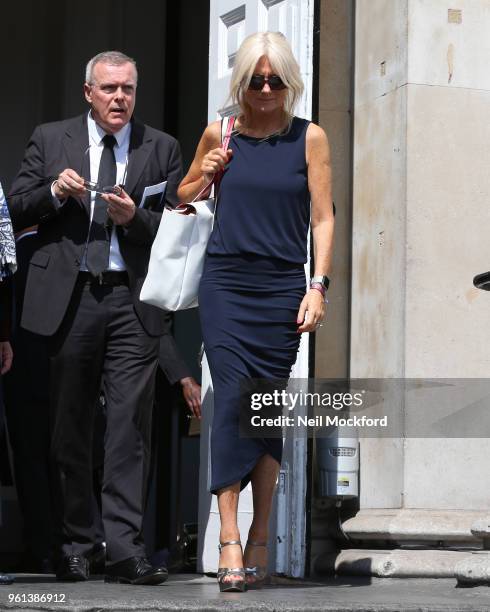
[81, 145, 128, 196]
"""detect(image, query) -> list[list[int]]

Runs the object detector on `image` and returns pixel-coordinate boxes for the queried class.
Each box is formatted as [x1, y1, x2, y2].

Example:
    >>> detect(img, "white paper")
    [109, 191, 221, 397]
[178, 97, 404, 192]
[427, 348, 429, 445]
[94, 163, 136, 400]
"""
[139, 180, 167, 208]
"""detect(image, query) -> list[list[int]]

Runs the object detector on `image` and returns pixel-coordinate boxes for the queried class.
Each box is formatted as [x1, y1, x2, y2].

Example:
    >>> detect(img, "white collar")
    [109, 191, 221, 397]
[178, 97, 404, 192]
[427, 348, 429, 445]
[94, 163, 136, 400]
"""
[87, 111, 131, 148]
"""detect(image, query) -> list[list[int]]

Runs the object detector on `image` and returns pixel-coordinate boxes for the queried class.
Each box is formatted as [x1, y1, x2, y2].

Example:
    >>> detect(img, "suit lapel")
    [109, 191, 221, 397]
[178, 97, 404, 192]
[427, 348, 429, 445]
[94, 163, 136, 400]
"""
[124, 118, 153, 197]
[62, 115, 90, 215]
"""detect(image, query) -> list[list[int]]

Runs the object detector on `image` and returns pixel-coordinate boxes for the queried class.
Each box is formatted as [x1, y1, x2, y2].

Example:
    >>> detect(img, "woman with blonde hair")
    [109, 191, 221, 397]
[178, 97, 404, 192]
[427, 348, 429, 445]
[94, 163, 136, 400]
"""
[178, 31, 334, 592]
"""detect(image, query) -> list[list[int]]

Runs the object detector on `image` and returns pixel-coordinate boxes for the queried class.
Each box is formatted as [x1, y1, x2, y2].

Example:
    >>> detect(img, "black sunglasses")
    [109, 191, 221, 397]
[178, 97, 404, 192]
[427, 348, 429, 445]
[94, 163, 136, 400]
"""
[248, 74, 287, 91]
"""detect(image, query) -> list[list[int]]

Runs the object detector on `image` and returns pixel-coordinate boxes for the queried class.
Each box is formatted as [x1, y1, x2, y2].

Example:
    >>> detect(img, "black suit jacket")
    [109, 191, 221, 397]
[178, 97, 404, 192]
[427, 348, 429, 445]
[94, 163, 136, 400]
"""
[8, 113, 182, 337]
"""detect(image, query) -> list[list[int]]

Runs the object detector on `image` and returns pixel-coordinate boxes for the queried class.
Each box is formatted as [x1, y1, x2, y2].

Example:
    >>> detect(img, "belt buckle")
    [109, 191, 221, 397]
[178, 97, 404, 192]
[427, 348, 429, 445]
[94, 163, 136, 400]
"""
[97, 273, 104, 285]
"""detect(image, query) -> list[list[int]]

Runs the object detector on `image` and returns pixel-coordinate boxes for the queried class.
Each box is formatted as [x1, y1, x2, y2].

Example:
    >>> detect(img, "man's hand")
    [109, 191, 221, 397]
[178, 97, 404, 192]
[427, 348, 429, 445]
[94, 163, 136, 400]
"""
[0, 341, 13, 375]
[180, 376, 201, 419]
[53, 169, 86, 199]
[102, 188, 136, 225]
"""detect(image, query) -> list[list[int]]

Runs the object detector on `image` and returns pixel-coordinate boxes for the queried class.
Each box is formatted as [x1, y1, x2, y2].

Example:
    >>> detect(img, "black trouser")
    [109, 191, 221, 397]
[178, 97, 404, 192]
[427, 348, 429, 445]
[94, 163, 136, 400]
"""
[3, 328, 52, 566]
[4, 234, 54, 567]
[49, 277, 159, 564]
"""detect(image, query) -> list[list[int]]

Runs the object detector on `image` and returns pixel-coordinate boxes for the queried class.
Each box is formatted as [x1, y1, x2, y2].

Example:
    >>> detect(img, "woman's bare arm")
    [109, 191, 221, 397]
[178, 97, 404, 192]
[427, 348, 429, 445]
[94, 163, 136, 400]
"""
[297, 122, 334, 333]
[177, 120, 226, 203]
[307, 122, 334, 278]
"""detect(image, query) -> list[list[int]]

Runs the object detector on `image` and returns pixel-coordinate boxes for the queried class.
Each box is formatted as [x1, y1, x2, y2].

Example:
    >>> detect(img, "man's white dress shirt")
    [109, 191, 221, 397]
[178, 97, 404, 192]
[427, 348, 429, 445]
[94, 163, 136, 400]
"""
[84, 112, 130, 271]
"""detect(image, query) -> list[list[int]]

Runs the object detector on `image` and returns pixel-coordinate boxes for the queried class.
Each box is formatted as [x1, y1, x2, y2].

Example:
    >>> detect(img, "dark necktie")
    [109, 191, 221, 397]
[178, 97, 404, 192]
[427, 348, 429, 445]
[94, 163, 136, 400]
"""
[86, 134, 117, 276]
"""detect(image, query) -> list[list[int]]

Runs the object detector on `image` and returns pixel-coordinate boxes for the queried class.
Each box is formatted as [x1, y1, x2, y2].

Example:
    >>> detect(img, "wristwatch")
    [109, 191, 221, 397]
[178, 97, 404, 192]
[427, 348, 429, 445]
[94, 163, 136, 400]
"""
[310, 275, 330, 291]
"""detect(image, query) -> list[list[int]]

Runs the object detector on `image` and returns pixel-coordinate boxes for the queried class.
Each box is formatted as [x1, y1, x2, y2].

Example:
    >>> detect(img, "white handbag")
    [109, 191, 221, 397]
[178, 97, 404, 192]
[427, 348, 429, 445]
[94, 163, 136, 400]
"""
[140, 116, 235, 311]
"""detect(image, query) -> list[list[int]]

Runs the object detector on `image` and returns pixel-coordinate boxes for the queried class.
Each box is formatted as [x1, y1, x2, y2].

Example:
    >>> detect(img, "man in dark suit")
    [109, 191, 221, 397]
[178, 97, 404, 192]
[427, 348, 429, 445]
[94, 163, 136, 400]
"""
[8, 51, 188, 585]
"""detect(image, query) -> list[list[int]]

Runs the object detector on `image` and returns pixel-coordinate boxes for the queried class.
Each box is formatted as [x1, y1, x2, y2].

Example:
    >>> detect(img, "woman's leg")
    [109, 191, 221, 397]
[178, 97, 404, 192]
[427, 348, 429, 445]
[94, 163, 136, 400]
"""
[217, 482, 244, 582]
[244, 454, 280, 576]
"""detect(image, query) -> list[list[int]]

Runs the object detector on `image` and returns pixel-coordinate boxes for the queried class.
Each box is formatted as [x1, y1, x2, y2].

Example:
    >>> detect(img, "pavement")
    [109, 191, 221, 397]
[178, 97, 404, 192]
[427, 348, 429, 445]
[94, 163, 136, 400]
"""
[0, 573, 489, 612]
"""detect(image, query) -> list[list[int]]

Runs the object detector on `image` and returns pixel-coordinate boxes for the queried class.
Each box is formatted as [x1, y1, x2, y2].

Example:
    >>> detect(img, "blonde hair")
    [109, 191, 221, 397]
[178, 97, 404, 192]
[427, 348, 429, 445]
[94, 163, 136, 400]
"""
[229, 32, 304, 118]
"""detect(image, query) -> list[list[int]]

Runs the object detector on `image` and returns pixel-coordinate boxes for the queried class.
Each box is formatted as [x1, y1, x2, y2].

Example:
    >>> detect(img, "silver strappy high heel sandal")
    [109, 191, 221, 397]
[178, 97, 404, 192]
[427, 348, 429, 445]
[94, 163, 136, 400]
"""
[217, 540, 247, 592]
[244, 540, 268, 589]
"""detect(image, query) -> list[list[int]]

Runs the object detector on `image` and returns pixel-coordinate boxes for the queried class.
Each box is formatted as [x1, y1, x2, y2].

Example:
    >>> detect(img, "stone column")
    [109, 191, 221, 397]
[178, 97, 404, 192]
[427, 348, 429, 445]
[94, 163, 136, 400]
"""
[343, 0, 490, 576]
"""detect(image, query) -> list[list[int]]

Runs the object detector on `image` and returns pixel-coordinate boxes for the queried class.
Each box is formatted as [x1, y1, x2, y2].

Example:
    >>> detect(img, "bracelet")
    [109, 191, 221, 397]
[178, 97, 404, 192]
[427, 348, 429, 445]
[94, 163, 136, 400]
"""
[310, 282, 325, 296]
[309, 285, 329, 304]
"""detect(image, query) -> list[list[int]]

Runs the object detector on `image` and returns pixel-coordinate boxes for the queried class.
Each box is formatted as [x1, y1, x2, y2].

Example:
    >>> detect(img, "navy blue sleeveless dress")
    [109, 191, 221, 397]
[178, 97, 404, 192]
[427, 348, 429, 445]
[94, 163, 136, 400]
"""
[199, 117, 310, 494]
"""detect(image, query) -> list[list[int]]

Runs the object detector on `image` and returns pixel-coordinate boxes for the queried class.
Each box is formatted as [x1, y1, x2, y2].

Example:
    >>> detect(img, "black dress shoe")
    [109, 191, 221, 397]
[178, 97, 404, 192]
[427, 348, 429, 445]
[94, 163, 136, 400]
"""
[56, 555, 89, 581]
[0, 573, 14, 585]
[105, 556, 168, 585]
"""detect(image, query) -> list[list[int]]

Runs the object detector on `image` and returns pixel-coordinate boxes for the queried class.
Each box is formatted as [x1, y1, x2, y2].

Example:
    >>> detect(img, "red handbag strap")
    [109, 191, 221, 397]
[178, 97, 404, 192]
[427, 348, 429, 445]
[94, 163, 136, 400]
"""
[221, 114, 235, 151]
[191, 115, 235, 203]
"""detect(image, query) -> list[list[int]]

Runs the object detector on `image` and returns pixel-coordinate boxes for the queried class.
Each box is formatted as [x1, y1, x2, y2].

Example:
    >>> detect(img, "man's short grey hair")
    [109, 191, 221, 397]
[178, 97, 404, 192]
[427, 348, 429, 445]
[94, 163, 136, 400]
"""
[85, 51, 138, 85]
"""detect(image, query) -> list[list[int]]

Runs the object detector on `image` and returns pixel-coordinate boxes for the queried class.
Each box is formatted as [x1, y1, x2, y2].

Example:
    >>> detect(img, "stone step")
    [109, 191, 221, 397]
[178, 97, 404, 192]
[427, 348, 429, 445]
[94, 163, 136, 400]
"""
[315, 548, 473, 578]
[342, 509, 488, 542]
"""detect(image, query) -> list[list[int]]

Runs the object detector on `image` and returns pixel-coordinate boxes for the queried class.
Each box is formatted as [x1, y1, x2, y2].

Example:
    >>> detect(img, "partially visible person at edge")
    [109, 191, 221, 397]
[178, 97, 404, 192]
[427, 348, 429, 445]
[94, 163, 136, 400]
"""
[0, 180, 17, 585]
[178, 32, 334, 592]
[8, 50, 200, 586]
